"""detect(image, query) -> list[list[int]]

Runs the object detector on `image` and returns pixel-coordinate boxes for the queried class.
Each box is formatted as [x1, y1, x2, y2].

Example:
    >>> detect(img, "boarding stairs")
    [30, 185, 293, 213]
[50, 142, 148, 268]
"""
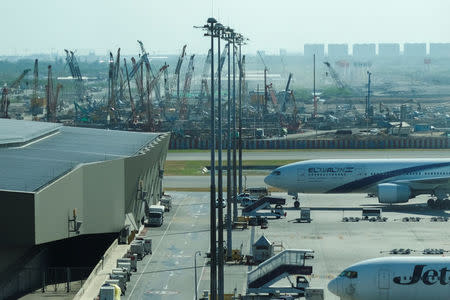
[242, 197, 285, 217]
[247, 249, 313, 294]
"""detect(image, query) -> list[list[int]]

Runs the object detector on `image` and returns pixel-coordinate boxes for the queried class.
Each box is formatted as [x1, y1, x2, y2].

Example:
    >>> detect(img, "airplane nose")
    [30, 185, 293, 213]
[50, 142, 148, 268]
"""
[327, 278, 339, 296]
[264, 174, 272, 186]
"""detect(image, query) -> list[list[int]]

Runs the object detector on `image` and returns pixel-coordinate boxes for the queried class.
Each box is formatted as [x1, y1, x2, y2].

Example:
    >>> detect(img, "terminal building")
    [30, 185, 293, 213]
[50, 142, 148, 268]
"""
[0, 119, 170, 299]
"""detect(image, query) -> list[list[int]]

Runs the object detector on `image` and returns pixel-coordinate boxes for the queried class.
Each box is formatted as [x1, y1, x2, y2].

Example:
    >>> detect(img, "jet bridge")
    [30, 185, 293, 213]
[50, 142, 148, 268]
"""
[247, 249, 313, 295]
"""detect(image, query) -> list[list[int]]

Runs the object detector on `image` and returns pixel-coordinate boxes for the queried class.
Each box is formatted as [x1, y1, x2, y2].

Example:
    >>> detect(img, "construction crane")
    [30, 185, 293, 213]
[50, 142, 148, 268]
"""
[144, 64, 169, 131]
[180, 55, 195, 120]
[0, 88, 8, 118]
[10, 69, 31, 90]
[199, 49, 212, 100]
[287, 90, 301, 133]
[64, 50, 85, 102]
[46, 65, 54, 122]
[137, 40, 162, 102]
[55, 84, 63, 112]
[163, 62, 170, 101]
[173, 44, 187, 101]
[283, 73, 293, 112]
[123, 58, 137, 126]
[257, 51, 269, 113]
[131, 56, 145, 109]
[107, 49, 121, 125]
[323, 61, 346, 89]
[240, 55, 247, 104]
[267, 83, 280, 112]
[0, 69, 32, 119]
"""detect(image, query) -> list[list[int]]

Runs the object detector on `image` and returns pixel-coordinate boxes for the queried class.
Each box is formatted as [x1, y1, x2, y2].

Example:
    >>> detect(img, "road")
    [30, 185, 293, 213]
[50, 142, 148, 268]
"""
[163, 176, 266, 190]
[125, 193, 211, 300]
[167, 149, 450, 161]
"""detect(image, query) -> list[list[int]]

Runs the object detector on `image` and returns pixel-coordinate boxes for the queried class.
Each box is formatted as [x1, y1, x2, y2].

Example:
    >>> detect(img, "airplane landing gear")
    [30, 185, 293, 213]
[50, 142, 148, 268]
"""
[427, 198, 450, 209]
[427, 198, 436, 208]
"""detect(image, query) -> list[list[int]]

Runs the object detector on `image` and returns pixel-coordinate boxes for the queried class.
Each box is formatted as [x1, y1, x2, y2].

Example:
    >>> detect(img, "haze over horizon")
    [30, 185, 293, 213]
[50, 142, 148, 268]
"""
[1, 0, 449, 56]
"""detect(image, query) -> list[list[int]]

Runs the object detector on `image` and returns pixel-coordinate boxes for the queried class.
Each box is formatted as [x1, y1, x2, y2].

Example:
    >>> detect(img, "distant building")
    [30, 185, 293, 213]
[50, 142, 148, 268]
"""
[378, 43, 400, 57]
[327, 44, 348, 58]
[304, 44, 324, 58]
[352, 44, 376, 58]
[403, 43, 426, 57]
[429, 43, 450, 57]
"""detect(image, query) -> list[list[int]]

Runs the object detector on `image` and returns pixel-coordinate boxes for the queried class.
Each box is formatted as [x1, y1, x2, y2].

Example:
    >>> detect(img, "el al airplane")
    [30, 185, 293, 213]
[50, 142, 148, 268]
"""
[328, 256, 450, 300]
[264, 158, 450, 208]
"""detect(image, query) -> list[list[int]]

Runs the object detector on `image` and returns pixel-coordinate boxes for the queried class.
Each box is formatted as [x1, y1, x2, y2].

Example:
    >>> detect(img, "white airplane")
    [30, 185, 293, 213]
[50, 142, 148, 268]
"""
[264, 158, 450, 209]
[328, 256, 450, 300]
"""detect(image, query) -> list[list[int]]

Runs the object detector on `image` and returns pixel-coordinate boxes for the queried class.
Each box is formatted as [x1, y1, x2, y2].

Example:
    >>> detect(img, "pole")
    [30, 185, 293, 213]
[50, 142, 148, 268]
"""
[207, 17, 217, 300]
[238, 42, 243, 194]
[217, 25, 224, 300]
[313, 54, 316, 118]
[226, 35, 232, 261]
[367, 71, 371, 117]
[232, 34, 238, 223]
[194, 251, 201, 300]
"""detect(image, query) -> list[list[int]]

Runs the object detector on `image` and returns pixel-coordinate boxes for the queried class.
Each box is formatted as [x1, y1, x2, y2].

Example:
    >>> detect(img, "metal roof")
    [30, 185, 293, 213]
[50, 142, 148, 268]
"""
[0, 120, 161, 192]
[0, 119, 61, 146]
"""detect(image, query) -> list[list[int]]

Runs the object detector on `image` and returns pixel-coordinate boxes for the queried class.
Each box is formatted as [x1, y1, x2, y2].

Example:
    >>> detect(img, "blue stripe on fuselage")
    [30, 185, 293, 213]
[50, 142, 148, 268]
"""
[326, 162, 450, 193]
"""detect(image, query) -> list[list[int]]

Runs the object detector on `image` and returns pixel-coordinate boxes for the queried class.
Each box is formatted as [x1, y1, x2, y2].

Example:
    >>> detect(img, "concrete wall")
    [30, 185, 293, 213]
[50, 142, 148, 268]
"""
[124, 133, 170, 223]
[0, 191, 35, 246]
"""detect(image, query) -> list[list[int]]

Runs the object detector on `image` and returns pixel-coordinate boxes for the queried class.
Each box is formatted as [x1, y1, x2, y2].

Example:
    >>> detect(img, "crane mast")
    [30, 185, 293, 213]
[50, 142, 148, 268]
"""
[173, 44, 187, 101]
[137, 40, 162, 102]
[199, 49, 212, 100]
[180, 54, 195, 120]
[257, 51, 269, 113]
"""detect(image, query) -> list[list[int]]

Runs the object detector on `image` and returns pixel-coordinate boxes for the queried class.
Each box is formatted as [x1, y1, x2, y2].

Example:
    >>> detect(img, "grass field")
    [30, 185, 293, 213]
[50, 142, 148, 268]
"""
[164, 159, 299, 176]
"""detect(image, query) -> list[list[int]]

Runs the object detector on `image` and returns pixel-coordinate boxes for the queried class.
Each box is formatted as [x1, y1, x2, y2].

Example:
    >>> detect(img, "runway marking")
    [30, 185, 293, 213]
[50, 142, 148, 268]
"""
[128, 195, 186, 299]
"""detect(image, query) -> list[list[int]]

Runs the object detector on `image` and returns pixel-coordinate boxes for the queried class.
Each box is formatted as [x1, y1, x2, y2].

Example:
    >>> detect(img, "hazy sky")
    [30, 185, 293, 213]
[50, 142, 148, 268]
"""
[1, 0, 450, 56]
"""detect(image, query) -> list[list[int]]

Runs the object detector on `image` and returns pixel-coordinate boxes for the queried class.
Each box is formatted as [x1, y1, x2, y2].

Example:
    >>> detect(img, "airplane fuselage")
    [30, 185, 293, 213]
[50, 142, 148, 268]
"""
[329, 257, 450, 300]
[264, 158, 450, 201]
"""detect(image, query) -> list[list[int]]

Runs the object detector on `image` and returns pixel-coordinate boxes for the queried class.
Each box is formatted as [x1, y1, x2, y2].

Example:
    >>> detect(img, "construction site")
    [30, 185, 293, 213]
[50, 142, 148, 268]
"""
[2, 42, 450, 148]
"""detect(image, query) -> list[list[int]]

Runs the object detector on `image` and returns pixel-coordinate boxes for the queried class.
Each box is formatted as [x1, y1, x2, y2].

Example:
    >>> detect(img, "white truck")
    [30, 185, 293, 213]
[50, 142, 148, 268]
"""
[148, 205, 165, 227]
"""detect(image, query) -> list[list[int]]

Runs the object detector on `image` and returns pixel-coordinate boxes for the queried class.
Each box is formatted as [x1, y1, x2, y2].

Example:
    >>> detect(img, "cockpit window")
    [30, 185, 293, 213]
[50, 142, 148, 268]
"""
[271, 170, 281, 175]
[339, 270, 358, 278]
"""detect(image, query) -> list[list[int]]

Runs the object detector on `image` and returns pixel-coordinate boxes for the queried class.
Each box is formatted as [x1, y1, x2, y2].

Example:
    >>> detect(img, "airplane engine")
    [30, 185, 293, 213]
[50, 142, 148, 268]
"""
[377, 183, 410, 203]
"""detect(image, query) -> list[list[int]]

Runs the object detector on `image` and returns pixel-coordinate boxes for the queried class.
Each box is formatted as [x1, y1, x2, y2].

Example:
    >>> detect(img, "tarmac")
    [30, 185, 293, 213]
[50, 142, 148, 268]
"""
[80, 191, 450, 300]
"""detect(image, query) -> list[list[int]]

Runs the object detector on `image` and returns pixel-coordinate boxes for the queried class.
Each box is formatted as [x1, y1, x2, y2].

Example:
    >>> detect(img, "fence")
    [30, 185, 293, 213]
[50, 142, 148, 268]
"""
[169, 137, 450, 150]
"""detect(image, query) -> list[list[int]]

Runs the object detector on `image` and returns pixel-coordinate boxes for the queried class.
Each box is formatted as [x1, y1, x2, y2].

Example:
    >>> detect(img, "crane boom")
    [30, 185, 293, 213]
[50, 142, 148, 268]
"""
[323, 61, 346, 89]
[199, 49, 212, 99]
[180, 55, 195, 119]
[10, 69, 31, 89]
[137, 40, 162, 102]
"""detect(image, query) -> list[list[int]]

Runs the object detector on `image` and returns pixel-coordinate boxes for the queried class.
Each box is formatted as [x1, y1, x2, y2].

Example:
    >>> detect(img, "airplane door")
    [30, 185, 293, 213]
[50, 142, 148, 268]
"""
[378, 269, 390, 300]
